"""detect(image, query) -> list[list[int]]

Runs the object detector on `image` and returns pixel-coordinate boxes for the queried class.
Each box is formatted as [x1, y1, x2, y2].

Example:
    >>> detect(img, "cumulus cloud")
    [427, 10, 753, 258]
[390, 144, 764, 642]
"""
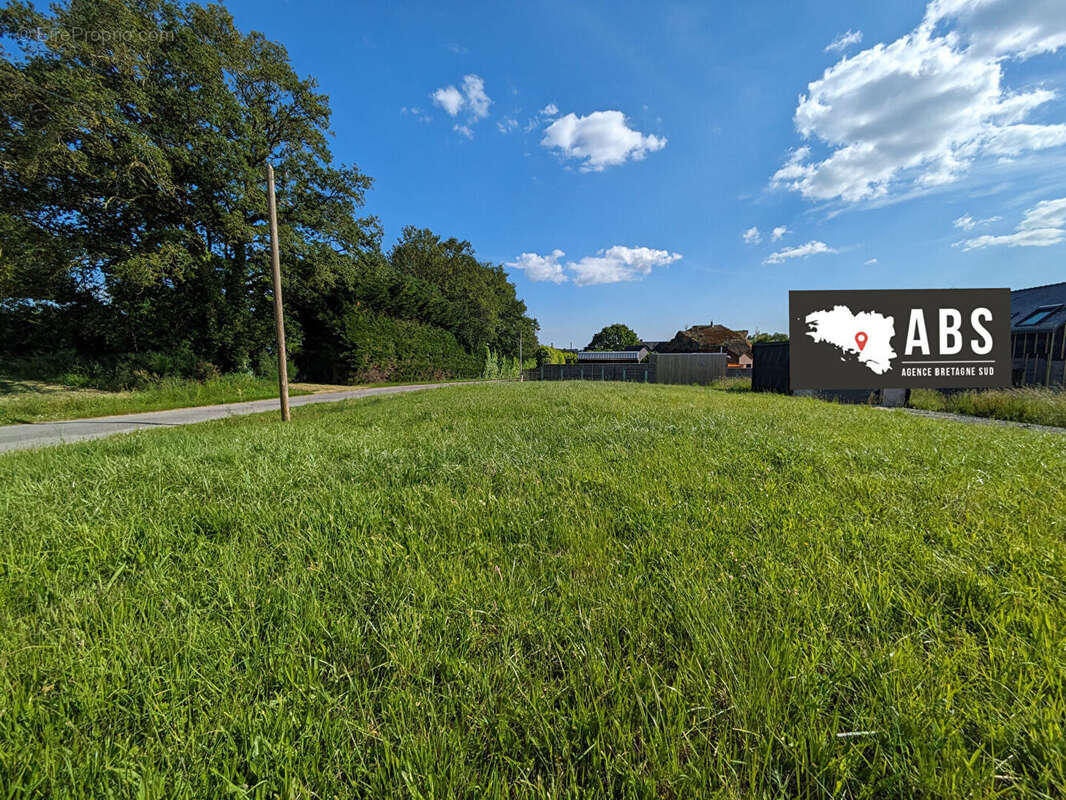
[925, 0, 1066, 59]
[771, 225, 789, 241]
[825, 29, 863, 53]
[773, 0, 1066, 203]
[497, 117, 519, 134]
[431, 86, 464, 117]
[957, 196, 1066, 249]
[505, 246, 681, 285]
[431, 74, 492, 134]
[742, 227, 761, 244]
[541, 111, 667, 171]
[569, 246, 681, 285]
[953, 213, 1001, 230]
[505, 250, 568, 283]
[763, 240, 838, 264]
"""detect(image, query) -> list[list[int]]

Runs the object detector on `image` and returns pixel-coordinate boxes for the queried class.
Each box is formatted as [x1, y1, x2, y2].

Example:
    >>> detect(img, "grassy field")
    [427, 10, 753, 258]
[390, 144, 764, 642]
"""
[910, 386, 1066, 428]
[0, 374, 317, 425]
[0, 382, 1062, 797]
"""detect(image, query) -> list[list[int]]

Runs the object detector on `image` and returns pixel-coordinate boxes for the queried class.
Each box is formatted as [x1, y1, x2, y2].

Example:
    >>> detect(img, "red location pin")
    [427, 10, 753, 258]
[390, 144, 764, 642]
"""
[855, 331, 868, 351]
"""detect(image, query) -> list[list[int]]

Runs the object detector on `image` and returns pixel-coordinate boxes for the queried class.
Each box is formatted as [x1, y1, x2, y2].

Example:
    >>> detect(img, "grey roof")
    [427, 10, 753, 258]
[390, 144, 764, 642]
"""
[577, 348, 647, 361]
[1011, 282, 1066, 333]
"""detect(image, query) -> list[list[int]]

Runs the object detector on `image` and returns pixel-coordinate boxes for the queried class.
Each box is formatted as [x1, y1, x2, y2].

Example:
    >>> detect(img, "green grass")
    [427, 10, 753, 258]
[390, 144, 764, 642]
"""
[910, 386, 1066, 428]
[708, 376, 752, 392]
[0, 374, 312, 425]
[1, 382, 1063, 797]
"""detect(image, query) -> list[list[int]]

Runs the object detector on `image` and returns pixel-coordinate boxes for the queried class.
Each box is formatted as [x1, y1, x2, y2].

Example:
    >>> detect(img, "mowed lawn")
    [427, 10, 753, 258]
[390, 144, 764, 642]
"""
[1, 383, 1063, 798]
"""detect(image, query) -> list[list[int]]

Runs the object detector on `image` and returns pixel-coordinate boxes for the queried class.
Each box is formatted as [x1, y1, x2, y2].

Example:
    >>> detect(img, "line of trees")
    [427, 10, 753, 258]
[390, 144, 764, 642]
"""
[0, 0, 538, 386]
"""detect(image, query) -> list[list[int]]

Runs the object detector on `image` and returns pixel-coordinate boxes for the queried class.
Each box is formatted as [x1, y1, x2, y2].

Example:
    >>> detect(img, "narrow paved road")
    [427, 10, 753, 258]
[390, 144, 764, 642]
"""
[885, 405, 1066, 435]
[0, 382, 468, 454]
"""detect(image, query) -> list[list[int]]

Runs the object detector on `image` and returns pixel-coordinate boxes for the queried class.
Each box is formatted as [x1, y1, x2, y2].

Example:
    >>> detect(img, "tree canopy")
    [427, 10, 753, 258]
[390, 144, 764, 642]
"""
[587, 323, 641, 351]
[751, 332, 789, 344]
[0, 0, 537, 384]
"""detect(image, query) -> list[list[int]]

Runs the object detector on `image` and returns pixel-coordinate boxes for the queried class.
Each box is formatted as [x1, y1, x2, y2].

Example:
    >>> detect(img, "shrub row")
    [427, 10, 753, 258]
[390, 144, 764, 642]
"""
[339, 310, 483, 383]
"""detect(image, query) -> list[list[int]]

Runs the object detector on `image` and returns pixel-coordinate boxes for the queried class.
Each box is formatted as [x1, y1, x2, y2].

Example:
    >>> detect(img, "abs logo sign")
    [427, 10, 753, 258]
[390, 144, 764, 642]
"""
[789, 289, 1011, 390]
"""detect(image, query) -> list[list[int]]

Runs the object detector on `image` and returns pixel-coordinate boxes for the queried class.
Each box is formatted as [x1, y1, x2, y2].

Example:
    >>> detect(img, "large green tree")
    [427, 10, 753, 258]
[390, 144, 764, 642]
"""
[389, 226, 538, 358]
[587, 323, 640, 351]
[0, 0, 539, 384]
[0, 0, 378, 371]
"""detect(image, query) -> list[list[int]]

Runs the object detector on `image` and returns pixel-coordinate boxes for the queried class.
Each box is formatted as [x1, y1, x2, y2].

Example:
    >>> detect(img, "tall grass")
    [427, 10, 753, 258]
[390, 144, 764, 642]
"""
[0, 383, 1062, 797]
[708, 376, 752, 392]
[910, 386, 1066, 428]
[0, 374, 309, 425]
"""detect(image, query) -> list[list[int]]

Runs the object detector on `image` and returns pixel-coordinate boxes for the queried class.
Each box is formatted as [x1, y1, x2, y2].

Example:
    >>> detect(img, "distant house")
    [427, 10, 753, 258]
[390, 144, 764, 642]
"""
[577, 347, 649, 362]
[656, 322, 753, 367]
[1012, 281, 1066, 385]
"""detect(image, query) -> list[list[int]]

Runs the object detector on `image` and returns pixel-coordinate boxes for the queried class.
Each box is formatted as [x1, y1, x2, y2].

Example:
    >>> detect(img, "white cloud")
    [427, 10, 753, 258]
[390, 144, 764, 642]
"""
[773, 0, 1066, 203]
[401, 106, 432, 123]
[742, 227, 761, 244]
[763, 240, 838, 264]
[431, 74, 492, 134]
[497, 117, 519, 134]
[771, 225, 789, 241]
[541, 111, 667, 171]
[957, 196, 1066, 249]
[506, 250, 568, 283]
[524, 103, 559, 132]
[505, 245, 681, 285]
[952, 213, 1001, 229]
[431, 86, 464, 117]
[925, 0, 1066, 59]
[865, 257, 879, 264]
[460, 74, 491, 118]
[825, 29, 863, 53]
[569, 246, 681, 286]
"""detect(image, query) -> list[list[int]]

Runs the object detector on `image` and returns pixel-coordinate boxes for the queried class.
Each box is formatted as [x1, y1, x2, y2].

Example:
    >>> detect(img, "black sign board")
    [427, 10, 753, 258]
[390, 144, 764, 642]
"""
[789, 289, 1011, 390]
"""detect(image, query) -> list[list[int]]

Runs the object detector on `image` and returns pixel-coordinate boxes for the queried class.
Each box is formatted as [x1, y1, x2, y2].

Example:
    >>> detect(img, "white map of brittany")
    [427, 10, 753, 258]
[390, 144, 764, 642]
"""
[805, 305, 897, 375]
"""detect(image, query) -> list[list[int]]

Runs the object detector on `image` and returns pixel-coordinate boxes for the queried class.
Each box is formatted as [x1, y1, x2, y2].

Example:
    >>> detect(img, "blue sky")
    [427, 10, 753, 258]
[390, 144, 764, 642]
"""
[225, 0, 1066, 347]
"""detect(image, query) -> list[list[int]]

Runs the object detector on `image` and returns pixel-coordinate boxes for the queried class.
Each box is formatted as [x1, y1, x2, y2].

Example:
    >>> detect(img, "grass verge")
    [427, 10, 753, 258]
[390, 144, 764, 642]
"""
[0, 382, 1062, 797]
[910, 386, 1066, 428]
[0, 374, 313, 425]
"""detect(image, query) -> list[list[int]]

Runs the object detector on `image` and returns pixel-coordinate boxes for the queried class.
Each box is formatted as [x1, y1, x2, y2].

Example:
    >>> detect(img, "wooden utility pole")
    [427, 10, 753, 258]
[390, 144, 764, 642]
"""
[266, 164, 290, 421]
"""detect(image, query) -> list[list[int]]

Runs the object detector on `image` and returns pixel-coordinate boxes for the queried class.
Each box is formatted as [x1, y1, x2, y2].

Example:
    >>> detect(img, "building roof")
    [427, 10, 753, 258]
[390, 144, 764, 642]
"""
[1011, 281, 1066, 334]
[576, 348, 647, 361]
[657, 323, 752, 357]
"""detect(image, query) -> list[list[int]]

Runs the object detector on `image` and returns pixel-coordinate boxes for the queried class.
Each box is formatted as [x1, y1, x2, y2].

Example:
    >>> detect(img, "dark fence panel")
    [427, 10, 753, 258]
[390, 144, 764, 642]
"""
[1011, 327, 1066, 386]
[752, 342, 790, 393]
[524, 363, 656, 382]
[653, 353, 728, 384]
[1013, 356, 1066, 386]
